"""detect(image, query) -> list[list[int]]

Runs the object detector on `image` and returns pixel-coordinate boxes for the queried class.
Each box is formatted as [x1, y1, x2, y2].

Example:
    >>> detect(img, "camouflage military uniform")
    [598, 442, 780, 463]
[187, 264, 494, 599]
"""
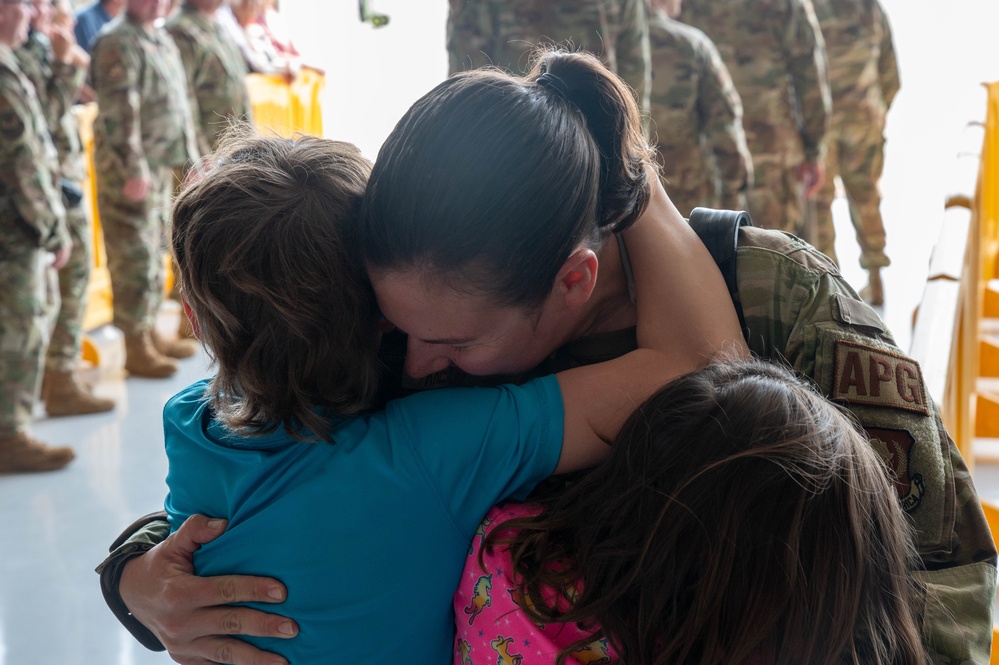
[166, 3, 252, 155]
[446, 0, 651, 112]
[17, 29, 90, 374]
[735, 227, 995, 664]
[679, 0, 830, 234]
[647, 10, 751, 217]
[89, 14, 199, 337]
[811, 0, 899, 270]
[0, 43, 68, 436]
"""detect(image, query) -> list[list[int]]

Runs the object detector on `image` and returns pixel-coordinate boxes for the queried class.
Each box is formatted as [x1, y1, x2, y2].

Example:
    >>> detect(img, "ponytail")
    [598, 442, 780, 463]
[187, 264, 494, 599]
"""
[530, 50, 654, 233]
[360, 49, 654, 310]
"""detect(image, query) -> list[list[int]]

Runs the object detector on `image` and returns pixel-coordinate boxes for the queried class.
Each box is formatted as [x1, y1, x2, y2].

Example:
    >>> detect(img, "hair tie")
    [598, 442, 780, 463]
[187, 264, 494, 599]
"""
[536, 71, 570, 101]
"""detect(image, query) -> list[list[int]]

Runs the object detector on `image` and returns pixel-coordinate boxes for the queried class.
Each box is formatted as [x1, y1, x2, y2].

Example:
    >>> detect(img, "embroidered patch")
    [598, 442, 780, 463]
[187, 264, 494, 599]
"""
[867, 427, 925, 513]
[832, 340, 930, 415]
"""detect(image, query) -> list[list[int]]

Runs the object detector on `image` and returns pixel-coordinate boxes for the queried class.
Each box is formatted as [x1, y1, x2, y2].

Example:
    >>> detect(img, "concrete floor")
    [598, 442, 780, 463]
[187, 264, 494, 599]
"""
[4, 2, 999, 664]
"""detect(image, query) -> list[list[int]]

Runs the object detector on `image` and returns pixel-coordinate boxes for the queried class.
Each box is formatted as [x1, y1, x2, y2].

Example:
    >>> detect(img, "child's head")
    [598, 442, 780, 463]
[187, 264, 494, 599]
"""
[494, 359, 925, 665]
[171, 133, 380, 441]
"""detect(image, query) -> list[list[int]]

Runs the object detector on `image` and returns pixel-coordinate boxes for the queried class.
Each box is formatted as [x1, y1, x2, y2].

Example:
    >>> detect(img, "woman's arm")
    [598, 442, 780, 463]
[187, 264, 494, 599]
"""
[554, 176, 749, 473]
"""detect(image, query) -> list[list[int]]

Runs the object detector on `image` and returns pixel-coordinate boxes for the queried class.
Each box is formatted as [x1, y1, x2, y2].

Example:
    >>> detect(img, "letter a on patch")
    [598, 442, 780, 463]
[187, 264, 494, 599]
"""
[832, 340, 930, 415]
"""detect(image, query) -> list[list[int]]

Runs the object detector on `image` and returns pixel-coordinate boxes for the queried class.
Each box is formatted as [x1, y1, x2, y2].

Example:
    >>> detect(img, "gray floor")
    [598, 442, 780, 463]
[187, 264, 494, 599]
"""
[6, 2, 999, 664]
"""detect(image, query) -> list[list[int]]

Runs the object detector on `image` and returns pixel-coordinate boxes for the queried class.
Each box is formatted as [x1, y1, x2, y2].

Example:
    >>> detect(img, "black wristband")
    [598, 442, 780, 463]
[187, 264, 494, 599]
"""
[95, 511, 170, 652]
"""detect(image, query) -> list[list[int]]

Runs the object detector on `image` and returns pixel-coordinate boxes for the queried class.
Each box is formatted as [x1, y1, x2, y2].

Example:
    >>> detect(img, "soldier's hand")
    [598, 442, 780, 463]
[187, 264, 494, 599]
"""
[120, 514, 297, 665]
[50, 25, 74, 64]
[796, 161, 825, 200]
[52, 241, 72, 270]
[123, 176, 151, 202]
[77, 84, 96, 104]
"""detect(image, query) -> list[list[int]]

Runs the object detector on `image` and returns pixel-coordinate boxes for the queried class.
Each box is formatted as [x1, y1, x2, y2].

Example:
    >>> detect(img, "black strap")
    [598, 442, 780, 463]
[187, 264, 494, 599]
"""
[687, 207, 752, 333]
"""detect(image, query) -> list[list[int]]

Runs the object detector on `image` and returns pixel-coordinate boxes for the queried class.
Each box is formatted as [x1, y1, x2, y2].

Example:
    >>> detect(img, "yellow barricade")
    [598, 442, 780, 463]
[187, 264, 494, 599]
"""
[245, 67, 325, 138]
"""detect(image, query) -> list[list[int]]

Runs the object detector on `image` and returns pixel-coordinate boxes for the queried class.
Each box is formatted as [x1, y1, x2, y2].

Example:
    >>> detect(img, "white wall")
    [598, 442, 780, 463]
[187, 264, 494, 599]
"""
[282, 0, 448, 160]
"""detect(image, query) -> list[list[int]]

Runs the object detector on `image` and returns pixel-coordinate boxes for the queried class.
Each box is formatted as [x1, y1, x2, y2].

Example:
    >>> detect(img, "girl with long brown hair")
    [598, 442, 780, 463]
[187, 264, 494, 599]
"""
[456, 359, 926, 665]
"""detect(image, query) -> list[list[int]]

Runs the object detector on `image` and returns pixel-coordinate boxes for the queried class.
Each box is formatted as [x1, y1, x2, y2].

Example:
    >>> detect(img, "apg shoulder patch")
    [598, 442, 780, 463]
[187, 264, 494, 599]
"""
[832, 339, 929, 415]
[866, 427, 924, 512]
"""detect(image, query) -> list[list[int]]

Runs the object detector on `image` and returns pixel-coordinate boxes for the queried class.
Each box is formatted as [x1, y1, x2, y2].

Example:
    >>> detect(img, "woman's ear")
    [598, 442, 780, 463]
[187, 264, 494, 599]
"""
[181, 297, 202, 341]
[555, 247, 599, 309]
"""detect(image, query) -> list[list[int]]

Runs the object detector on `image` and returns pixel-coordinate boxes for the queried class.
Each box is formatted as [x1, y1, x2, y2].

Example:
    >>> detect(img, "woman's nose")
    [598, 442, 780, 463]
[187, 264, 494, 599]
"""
[404, 339, 452, 378]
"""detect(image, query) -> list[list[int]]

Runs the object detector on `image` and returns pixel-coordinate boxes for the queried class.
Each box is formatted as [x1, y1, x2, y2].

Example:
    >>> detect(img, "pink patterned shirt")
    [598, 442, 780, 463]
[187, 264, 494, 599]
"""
[453, 503, 618, 665]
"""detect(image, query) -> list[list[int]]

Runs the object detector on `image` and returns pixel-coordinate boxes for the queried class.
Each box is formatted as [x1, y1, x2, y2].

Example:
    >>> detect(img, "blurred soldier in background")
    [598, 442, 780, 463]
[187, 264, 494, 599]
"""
[89, 0, 199, 379]
[811, 0, 899, 306]
[676, 0, 830, 235]
[647, 0, 751, 216]
[17, 0, 116, 416]
[447, 0, 651, 112]
[166, 0, 252, 155]
[0, 0, 76, 472]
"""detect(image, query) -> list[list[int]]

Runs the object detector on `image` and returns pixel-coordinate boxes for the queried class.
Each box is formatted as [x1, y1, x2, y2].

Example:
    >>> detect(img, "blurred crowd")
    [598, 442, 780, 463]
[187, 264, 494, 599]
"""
[0, 0, 311, 473]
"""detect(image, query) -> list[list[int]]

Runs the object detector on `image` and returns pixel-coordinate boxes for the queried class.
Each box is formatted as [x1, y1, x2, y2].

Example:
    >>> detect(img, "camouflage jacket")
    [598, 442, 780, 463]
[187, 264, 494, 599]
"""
[735, 227, 995, 663]
[812, 0, 900, 128]
[446, 0, 651, 111]
[166, 4, 252, 155]
[16, 30, 87, 182]
[89, 13, 199, 180]
[0, 44, 67, 253]
[679, 0, 831, 163]
[648, 11, 751, 210]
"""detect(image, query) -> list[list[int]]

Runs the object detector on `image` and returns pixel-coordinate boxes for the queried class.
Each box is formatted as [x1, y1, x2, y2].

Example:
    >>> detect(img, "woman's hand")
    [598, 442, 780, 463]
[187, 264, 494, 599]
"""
[120, 515, 298, 665]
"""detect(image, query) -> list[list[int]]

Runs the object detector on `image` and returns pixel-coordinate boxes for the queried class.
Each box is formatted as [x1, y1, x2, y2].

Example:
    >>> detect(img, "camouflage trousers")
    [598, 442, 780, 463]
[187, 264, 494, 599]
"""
[0, 243, 56, 436]
[96, 166, 172, 335]
[744, 154, 802, 235]
[45, 202, 92, 372]
[813, 119, 889, 270]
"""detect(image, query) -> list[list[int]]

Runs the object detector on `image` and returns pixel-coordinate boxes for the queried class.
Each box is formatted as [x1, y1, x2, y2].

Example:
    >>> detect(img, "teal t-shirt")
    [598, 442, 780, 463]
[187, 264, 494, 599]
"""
[163, 375, 564, 664]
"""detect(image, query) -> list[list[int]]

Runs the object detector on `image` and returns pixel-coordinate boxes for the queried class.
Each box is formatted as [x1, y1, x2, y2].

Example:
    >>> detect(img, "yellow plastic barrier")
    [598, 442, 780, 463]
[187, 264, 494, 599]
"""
[982, 83, 999, 284]
[910, 82, 999, 469]
[79, 70, 326, 361]
[75, 102, 115, 333]
[976, 83, 999, 455]
[245, 67, 325, 138]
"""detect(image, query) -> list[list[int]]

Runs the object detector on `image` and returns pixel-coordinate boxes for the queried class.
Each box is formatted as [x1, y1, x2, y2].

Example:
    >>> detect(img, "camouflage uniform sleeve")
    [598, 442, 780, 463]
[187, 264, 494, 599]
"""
[46, 60, 86, 129]
[0, 72, 67, 250]
[166, 27, 210, 157]
[876, 3, 900, 111]
[446, 0, 495, 74]
[90, 34, 149, 183]
[781, 0, 830, 163]
[737, 227, 997, 664]
[612, 0, 651, 113]
[695, 34, 752, 209]
[95, 512, 170, 652]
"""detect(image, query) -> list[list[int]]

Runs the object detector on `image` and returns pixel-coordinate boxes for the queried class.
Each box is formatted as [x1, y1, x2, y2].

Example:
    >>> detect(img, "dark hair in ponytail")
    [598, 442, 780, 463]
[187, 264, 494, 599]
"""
[359, 50, 654, 310]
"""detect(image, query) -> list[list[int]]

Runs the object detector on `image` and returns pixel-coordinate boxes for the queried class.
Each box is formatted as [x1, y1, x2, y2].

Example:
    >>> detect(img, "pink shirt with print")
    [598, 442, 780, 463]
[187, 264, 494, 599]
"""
[453, 503, 618, 665]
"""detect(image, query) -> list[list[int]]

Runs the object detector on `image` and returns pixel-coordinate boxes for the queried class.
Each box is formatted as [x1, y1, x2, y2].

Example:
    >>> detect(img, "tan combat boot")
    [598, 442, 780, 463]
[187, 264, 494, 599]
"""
[42, 369, 116, 417]
[124, 330, 178, 378]
[151, 327, 199, 359]
[860, 267, 884, 307]
[0, 431, 75, 473]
